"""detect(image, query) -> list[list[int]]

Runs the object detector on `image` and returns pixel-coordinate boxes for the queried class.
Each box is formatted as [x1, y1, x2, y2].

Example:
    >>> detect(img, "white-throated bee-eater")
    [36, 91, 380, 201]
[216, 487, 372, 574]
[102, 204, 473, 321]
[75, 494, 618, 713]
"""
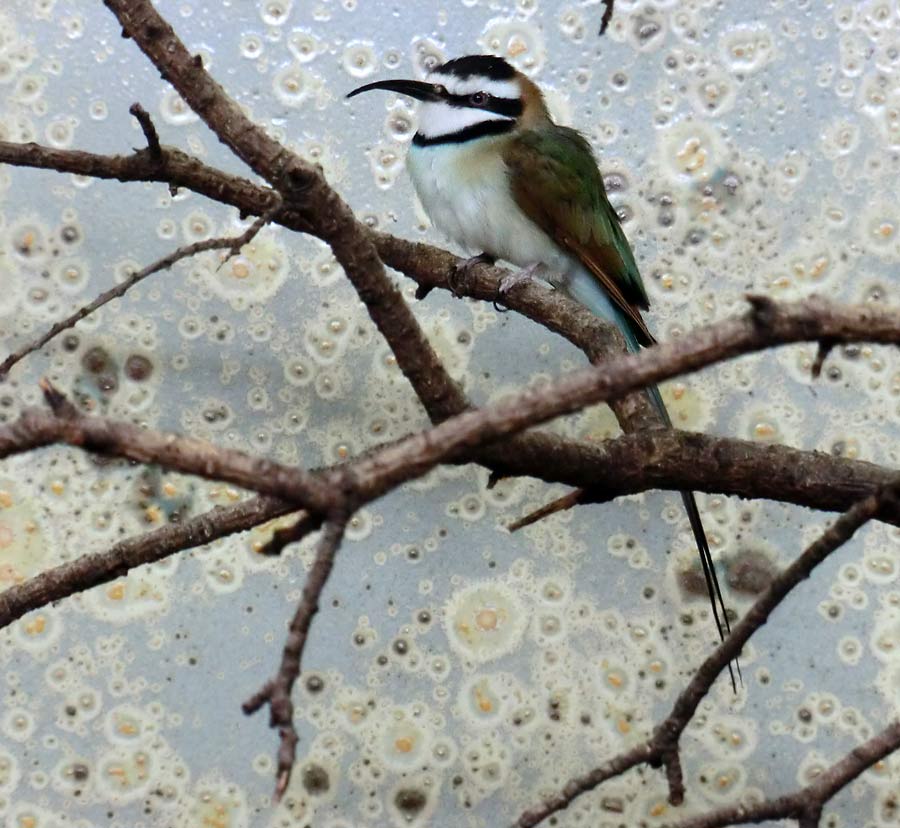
[349, 55, 736, 680]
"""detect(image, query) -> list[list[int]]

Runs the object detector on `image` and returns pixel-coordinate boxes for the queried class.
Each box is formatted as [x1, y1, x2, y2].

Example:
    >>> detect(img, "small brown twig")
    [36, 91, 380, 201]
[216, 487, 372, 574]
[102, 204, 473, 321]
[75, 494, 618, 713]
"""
[128, 102, 161, 158]
[600, 0, 615, 35]
[0, 200, 280, 380]
[508, 488, 582, 531]
[516, 478, 900, 827]
[242, 516, 349, 801]
[665, 719, 900, 828]
[811, 338, 836, 379]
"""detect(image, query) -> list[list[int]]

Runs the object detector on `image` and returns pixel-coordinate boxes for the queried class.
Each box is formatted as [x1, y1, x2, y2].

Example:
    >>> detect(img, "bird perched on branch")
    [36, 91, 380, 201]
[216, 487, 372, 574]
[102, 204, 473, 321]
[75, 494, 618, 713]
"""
[348, 54, 736, 683]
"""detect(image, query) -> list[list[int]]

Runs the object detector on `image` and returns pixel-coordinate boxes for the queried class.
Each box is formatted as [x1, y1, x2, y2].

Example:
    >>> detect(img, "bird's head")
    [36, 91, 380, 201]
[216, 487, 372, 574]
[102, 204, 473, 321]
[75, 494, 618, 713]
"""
[347, 54, 547, 146]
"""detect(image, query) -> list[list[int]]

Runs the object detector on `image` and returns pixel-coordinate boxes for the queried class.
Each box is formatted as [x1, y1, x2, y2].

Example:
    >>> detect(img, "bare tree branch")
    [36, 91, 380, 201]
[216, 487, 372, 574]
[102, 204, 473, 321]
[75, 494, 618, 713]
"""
[0, 495, 292, 629]
[101, 0, 470, 427]
[337, 297, 899, 508]
[516, 478, 900, 827]
[371, 230, 659, 430]
[242, 516, 349, 801]
[2, 416, 899, 631]
[665, 720, 900, 828]
[0, 299, 896, 532]
[0, 4, 896, 820]
[0, 139, 658, 430]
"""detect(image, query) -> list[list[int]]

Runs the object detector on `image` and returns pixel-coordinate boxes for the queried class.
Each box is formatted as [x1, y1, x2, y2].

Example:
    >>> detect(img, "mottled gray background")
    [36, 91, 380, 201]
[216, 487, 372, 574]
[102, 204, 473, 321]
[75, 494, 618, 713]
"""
[1, 1, 898, 826]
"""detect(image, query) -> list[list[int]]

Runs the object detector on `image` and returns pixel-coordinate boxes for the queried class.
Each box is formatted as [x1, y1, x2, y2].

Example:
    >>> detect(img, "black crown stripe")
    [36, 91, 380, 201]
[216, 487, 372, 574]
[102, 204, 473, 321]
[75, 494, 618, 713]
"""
[435, 55, 517, 81]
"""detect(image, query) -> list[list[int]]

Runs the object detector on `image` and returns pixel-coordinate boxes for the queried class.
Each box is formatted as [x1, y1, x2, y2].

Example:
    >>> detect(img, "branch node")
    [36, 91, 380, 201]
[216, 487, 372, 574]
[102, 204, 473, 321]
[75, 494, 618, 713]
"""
[128, 102, 162, 160]
[258, 512, 321, 556]
[746, 293, 778, 330]
[216, 195, 283, 273]
[39, 378, 79, 420]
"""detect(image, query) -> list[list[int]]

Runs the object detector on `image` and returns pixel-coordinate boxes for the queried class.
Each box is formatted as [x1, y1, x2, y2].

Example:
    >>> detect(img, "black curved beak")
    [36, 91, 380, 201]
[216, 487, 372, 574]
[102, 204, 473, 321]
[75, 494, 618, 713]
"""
[346, 79, 444, 102]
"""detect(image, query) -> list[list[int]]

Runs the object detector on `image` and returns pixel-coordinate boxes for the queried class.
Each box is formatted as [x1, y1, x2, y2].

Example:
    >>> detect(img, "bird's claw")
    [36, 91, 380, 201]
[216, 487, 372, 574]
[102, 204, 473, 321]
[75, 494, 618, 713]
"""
[449, 252, 495, 297]
[499, 262, 544, 294]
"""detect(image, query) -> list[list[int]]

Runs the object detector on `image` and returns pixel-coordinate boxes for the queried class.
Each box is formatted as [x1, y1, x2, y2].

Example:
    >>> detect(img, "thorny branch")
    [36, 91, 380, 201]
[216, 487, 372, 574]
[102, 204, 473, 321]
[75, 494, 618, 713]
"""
[516, 479, 900, 827]
[0, 0, 896, 819]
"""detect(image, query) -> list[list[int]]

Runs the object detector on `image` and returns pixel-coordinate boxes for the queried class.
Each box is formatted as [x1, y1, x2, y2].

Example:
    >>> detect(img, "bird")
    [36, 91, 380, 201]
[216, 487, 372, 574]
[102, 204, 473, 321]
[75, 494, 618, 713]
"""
[348, 54, 736, 683]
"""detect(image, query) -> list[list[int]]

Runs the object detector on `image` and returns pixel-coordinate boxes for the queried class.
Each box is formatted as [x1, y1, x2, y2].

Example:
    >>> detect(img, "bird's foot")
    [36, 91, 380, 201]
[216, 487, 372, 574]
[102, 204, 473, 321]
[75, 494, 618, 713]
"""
[449, 252, 495, 296]
[499, 262, 545, 294]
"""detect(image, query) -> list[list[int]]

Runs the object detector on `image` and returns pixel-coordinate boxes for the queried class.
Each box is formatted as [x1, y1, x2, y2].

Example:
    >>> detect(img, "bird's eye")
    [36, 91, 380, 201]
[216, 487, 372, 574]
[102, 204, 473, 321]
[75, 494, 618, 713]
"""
[470, 91, 488, 106]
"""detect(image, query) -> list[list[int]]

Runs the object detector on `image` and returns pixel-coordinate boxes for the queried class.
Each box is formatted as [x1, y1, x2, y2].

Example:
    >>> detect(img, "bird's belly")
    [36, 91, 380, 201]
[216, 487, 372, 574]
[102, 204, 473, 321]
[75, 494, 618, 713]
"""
[407, 143, 569, 272]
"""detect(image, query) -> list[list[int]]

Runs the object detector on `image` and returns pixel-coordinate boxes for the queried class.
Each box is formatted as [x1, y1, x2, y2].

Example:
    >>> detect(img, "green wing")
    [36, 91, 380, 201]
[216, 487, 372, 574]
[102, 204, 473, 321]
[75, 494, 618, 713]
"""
[503, 126, 652, 341]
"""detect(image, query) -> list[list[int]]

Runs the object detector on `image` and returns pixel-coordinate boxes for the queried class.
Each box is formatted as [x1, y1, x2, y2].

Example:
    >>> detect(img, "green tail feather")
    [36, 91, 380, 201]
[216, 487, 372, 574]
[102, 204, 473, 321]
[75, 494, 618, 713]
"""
[566, 268, 739, 689]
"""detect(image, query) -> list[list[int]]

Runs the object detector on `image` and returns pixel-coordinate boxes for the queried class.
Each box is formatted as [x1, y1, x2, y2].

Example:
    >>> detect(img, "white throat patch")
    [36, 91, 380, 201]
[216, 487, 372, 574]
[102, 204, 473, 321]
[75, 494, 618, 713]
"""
[415, 100, 514, 140]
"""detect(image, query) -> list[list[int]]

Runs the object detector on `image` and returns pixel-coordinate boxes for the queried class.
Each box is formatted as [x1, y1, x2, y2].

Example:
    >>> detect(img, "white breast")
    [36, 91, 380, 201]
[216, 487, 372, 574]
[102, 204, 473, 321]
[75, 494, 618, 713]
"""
[406, 138, 571, 274]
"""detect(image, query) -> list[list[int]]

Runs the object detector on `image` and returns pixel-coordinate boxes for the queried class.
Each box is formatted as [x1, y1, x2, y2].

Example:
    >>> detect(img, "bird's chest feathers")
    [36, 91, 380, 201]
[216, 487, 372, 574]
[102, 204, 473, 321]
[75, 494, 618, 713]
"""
[407, 140, 563, 269]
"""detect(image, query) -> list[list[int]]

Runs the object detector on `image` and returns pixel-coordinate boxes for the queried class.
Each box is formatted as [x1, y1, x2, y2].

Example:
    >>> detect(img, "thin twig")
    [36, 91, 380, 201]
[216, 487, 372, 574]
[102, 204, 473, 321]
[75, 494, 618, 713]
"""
[128, 102, 161, 158]
[0, 201, 280, 380]
[600, 0, 615, 34]
[102, 0, 471, 427]
[242, 516, 349, 800]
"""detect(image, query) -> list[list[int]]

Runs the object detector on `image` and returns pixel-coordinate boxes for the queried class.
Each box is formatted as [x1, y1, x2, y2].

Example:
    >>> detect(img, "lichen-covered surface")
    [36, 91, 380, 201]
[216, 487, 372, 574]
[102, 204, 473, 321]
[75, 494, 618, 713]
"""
[0, 1, 898, 826]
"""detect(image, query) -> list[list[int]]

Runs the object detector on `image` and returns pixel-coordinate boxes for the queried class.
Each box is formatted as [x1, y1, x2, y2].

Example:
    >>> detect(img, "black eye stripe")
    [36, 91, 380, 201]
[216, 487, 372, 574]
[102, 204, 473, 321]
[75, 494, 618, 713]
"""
[441, 91, 523, 118]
